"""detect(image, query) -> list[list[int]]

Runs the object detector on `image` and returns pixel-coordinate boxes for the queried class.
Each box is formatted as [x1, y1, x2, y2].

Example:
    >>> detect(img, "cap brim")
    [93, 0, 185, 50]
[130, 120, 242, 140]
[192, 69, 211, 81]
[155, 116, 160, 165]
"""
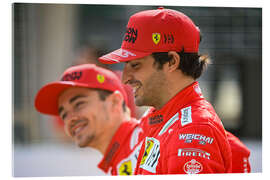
[35, 81, 89, 116]
[99, 48, 151, 64]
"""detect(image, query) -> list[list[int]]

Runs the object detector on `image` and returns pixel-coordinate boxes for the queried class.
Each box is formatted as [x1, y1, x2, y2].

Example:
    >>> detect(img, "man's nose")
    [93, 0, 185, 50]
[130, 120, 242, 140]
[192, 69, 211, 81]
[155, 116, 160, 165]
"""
[122, 64, 132, 84]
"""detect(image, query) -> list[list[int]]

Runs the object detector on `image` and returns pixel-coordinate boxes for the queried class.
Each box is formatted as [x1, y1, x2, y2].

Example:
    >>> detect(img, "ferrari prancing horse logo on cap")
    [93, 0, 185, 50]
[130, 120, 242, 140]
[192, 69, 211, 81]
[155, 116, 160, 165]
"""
[152, 33, 161, 45]
[97, 74, 105, 83]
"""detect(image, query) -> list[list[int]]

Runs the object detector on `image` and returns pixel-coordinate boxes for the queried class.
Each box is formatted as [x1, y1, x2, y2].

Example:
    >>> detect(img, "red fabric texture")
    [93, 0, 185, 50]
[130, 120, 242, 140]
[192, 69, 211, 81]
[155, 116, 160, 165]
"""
[134, 81, 233, 174]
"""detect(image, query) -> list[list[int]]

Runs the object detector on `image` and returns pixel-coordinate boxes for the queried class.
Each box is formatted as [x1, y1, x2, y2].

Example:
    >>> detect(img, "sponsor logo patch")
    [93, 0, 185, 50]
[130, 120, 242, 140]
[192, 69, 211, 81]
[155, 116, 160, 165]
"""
[149, 114, 163, 125]
[178, 148, 211, 160]
[152, 33, 161, 44]
[104, 142, 120, 166]
[181, 106, 192, 126]
[124, 27, 138, 43]
[117, 142, 142, 175]
[119, 160, 132, 175]
[140, 137, 160, 173]
[97, 74, 105, 83]
[111, 49, 136, 58]
[163, 34, 174, 44]
[183, 159, 203, 174]
[179, 133, 214, 145]
[61, 71, 82, 81]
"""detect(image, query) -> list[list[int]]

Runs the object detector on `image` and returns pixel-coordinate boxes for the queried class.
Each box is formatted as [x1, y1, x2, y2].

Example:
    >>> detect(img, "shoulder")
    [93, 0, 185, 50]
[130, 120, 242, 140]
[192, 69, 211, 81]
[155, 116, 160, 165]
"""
[226, 131, 250, 156]
[160, 101, 223, 136]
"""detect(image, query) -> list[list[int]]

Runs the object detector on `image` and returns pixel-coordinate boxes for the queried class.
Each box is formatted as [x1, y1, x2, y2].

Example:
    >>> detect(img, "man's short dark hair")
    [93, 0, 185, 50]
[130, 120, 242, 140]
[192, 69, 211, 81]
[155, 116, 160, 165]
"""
[96, 89, 127, 112]
[152, 50, 210, 79]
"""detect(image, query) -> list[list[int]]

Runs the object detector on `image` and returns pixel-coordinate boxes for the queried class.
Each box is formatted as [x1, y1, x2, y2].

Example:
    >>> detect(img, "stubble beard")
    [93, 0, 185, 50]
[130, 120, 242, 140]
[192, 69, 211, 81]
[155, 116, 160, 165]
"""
[76, 134, 95, 148]
[135, 70, 166, 108]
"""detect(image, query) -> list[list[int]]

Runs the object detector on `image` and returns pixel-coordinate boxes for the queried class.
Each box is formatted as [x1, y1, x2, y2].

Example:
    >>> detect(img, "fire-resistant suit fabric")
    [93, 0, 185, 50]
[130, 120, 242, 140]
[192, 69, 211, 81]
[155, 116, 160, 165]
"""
[134, 81, 233, 174]
[98, 119, 144, 175]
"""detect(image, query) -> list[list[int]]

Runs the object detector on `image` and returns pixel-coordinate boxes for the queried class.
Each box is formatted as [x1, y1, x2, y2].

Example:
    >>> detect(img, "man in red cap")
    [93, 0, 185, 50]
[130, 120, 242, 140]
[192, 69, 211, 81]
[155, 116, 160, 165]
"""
[35, 64, 144, 175]
[99, 7, 250, 174]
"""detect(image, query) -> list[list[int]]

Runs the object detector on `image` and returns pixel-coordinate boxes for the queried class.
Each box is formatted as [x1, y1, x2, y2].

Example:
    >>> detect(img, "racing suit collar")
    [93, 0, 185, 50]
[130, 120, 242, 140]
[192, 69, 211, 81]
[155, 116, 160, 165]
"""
[147, 81, 203, 126]
[98, 119, 138, 173]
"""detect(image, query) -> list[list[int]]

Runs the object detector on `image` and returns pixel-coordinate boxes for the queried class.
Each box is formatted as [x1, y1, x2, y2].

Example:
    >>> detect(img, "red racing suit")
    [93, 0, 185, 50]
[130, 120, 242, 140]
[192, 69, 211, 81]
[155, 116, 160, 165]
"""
[98, 118, 144, 175]
[98, 82, 250, 175]
[134, 81, 233, 174]
[226, 131, 251, 173]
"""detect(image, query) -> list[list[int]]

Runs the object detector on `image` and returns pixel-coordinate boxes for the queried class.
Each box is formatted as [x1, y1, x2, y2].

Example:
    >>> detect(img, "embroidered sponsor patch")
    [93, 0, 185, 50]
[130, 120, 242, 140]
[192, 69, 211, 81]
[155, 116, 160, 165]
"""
[152, 33, 161, 44]
[178, 148, 211, 160]
[140, 137, 160, 173]
[119, 160, 132, 175]
[158, 112, 179, 136]
[179, 133, 214, 145]
[117, 142, 142, 175]
[181, 106, 192, 126]
[104, 142, 120, 166]
[183, 159, 203, 174]
[97, 74, 105, 83]
[124, 27, 138, 43]
[61, 71, 82, 81]
[163, 34, 174, 44]
[149, 114, 163, 125]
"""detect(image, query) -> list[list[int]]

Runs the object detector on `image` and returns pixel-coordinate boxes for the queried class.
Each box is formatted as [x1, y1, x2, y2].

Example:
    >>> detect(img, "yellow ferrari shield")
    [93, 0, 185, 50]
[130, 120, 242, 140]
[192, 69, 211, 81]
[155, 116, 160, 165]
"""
[140, 139, 154, 165]
[119, 160, 132, 175]
[97, 74, 105, 83]
[152, 33, 161, 45]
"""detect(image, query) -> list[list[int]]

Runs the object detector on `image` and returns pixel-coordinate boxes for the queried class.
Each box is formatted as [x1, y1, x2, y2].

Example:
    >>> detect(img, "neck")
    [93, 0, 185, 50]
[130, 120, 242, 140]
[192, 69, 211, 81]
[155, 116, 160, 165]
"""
[155, 76, 195, 110]
[92, 113, 124, 155]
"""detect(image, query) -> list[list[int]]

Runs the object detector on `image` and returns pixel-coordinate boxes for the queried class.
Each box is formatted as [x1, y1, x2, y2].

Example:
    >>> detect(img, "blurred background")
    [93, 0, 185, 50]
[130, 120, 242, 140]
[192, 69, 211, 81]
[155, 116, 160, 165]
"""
[12, 3, 262, 177]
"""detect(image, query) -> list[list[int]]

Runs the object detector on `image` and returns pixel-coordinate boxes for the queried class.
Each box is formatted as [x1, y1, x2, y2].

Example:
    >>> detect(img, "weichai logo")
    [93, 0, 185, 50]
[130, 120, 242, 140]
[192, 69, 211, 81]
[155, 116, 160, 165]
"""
[124, 27, 138, 43]
[179, 133, 214, 145]
[61, 71, 82, 81]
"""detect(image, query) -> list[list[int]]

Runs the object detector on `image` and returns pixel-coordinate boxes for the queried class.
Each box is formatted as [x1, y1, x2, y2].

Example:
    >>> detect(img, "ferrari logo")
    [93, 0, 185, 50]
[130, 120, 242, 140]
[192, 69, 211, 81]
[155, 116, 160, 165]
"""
[97, 74, 105, 83]
[119, 160, 132, 175]
[152, 33, 161, 45]
[139, 137, 160, 173]
[140, 139, 154, 165]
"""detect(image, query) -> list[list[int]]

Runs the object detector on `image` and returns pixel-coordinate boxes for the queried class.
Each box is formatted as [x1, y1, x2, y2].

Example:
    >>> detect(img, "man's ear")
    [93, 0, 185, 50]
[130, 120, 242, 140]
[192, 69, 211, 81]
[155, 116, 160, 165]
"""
[107, 90, 124, 113]
[165, 51, 180, 73]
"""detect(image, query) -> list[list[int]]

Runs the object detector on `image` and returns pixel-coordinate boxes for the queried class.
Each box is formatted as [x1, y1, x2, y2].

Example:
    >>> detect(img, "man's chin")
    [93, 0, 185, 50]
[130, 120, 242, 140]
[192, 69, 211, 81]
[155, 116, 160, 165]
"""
[76, 136, 95, 148]
[78, 143, 88, 148]
[135, 96, 148, 107]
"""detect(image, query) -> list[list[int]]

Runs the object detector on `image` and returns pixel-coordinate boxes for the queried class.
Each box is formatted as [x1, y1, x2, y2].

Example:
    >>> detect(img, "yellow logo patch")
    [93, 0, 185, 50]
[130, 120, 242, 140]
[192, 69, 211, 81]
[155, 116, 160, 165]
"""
[139, 137, 160, 173]
[140, 139, 154, 165]
[97, 74, 105, 83]
[152, 33, 161, 45]
[119, 160, 132, 175]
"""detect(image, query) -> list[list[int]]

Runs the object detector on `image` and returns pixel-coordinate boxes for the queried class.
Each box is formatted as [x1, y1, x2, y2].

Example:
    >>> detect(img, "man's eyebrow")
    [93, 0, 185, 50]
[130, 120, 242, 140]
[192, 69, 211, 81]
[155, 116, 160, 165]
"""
[69, 94, 87, 104]
[58, 94, 87, 115]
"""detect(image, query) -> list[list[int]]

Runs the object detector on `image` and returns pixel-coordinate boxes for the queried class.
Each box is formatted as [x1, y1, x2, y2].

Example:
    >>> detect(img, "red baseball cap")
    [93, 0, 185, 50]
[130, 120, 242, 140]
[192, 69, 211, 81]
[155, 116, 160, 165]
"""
[99, 7, 200, 64]
[35, 64, 128, 116]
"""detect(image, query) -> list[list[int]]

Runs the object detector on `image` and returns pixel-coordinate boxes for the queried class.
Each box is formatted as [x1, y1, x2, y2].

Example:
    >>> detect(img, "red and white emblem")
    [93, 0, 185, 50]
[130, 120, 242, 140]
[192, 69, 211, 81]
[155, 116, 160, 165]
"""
[183, 159, 203, 174]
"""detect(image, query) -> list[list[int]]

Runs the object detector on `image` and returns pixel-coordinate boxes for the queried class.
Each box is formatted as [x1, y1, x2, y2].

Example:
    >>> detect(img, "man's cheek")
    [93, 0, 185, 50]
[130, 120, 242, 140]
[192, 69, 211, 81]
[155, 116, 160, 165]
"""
[64, 124, 72, 137]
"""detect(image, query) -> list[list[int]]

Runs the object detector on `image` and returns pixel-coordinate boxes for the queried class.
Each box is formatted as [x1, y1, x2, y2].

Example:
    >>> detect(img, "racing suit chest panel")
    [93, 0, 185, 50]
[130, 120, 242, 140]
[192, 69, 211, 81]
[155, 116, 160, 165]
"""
[98, 119, 144, 175]
[135, 82, 232, 174]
